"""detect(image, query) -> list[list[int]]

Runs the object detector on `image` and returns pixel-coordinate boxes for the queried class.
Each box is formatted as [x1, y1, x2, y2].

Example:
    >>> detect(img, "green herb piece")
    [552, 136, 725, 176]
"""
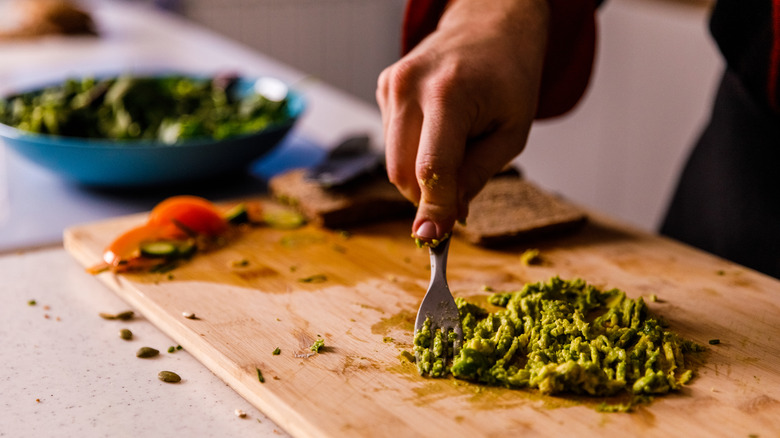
[256, 367, 265, 383]
[310, 339, 325, 353]
[28, 299, 37, 306]
[158, 370, 181, 383]
[708, 339, 721, 345]
[399, 351, 416, 363]
[176, 345, 183, 350]
[298, 274, 327, 284]
[167, 346, 176, 353]
[231, 259, 250, 268]
[272, 347, 281, 355]
[519, 248, 541, 266]
[119, 329, 133, 340]
[136, 347, 160, 358]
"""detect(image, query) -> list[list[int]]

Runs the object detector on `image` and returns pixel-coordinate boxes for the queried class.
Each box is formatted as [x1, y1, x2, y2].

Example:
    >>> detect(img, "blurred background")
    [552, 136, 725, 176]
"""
[1, 0, 721, 233]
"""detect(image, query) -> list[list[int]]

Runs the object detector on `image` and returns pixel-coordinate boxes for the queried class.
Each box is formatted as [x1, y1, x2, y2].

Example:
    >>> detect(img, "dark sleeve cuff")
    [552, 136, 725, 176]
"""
[401, 0, 600, 119]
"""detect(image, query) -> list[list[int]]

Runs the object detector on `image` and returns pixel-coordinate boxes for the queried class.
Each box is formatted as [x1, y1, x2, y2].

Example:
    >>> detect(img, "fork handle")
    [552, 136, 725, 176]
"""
[429, 237, 450, 285]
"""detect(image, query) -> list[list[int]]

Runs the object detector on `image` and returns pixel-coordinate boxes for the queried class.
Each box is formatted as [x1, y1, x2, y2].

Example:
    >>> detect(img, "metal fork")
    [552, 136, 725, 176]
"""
[414, 237, 463, 358]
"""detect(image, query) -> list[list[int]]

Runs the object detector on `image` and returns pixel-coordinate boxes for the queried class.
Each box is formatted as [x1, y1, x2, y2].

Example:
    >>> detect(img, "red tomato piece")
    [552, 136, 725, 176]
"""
[147, 195, 228, 237]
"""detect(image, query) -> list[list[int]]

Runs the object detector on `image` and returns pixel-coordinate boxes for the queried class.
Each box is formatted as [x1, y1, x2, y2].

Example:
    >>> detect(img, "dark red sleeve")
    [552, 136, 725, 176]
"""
[401, 0, 599, 119]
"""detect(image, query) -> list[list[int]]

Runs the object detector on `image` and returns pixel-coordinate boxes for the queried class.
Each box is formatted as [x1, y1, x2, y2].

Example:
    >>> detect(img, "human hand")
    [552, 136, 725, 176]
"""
[377, 0, 550, 242]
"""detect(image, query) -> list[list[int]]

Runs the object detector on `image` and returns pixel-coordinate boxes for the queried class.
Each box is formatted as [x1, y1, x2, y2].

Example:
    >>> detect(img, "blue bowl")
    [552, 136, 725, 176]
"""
[0, 75, 305, 187]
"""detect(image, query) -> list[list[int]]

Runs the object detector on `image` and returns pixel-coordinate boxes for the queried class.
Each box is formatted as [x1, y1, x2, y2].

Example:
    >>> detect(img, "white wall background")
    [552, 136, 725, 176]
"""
[179, 0, 405, 104]
[180, 0, 723, 232]
[521, 0, 723, 231]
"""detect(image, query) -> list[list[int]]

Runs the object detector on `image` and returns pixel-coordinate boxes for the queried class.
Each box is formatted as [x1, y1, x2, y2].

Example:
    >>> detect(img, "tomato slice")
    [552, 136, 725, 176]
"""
[99, 195, 232, 272]
[148, 195, 228, 237]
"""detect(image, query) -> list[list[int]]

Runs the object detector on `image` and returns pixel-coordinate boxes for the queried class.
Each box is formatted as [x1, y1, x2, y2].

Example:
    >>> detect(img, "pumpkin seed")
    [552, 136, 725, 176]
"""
[100, 310, 134, 320]
[136, 347, 159, 358]
[119, 329, 133, 340]
[158, 370, 181, 383]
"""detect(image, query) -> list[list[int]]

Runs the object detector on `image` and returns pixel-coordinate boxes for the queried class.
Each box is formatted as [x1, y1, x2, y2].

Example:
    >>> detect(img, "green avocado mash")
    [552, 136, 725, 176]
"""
[414, 277, 703, 402]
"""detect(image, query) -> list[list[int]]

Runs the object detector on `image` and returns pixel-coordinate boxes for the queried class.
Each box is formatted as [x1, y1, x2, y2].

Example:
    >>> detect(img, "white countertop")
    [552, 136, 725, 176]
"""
[0, 247, 288, 437]
[0, 1, 382, 436]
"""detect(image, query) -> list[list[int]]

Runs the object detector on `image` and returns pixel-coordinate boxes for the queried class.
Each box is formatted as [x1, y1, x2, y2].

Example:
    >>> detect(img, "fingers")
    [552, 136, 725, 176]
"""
[378, 65, 424, 205]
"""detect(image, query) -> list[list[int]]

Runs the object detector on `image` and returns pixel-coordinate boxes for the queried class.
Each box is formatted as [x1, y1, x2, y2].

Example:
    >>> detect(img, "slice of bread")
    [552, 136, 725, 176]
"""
[454, 176, 587, 247]
[269, 168, 586, 245]
[268, 168, 414, 228]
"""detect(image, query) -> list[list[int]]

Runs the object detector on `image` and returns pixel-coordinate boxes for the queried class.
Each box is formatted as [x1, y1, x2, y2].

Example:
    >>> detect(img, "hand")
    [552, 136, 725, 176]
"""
[377, 0, 550, 241]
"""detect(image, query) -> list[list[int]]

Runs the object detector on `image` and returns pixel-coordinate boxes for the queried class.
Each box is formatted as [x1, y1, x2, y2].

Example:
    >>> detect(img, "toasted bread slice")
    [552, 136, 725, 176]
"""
[455, 176, 587, 247]
[268, 168, 414, 228]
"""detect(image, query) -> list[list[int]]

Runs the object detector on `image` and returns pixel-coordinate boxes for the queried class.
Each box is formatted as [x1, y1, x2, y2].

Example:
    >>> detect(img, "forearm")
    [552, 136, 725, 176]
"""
[401, 0, 600, 118]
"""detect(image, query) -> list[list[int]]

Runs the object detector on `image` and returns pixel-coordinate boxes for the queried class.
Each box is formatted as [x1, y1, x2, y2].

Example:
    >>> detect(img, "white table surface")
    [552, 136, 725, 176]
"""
[0, 1, 382, 436]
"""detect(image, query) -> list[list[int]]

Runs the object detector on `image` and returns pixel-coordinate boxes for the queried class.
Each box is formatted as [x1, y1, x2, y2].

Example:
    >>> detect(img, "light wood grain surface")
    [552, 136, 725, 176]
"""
[63, 204, 780, 437]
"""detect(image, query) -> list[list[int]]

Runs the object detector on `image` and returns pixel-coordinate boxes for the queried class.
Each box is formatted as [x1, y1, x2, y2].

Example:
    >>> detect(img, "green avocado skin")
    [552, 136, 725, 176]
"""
[414, 277, 702, 399]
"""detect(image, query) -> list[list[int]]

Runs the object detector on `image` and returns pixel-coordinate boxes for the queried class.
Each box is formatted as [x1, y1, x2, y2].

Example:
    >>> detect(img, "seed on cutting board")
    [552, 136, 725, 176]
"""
[235, 409, 247, 418]
[182, 311, 197, 319]
[136, 347, 159, 358]
[119, 329, 133, 340]
[158, 370, 181, 383]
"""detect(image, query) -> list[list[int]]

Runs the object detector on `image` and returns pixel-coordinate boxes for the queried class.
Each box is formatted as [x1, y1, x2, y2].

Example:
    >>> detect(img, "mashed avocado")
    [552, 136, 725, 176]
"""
[414, 277, 702, 402]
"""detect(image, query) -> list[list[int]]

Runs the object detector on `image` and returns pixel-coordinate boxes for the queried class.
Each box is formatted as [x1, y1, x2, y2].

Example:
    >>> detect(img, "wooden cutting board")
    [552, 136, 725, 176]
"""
[63, 203, 780, 437]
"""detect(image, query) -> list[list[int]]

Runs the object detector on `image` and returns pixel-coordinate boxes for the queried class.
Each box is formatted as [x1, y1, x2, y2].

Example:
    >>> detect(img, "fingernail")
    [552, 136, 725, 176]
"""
[415, 221, 438, 240]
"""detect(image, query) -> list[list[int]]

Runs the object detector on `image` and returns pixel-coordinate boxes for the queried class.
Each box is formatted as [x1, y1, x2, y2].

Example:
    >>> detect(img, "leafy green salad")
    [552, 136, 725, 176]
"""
[0, 75, 291, 143]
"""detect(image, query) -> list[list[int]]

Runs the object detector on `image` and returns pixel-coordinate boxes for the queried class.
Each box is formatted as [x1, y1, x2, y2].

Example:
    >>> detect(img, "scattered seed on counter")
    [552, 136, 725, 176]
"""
[182, 311, 197, 320]
[100, 310, 134, 321]
[28, 299, 36, 306]
[119, 329, 133, 340]
[167, 346, 176, 353]
[136, 347, 159, 358]
[235, 409, 247, 418]
[158, 371, 181, 383]
[272, 347, 281, 355]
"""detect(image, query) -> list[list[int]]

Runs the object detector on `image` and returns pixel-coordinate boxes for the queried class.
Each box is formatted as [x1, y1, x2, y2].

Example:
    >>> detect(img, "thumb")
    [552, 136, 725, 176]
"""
[411, 110, 466, 242]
